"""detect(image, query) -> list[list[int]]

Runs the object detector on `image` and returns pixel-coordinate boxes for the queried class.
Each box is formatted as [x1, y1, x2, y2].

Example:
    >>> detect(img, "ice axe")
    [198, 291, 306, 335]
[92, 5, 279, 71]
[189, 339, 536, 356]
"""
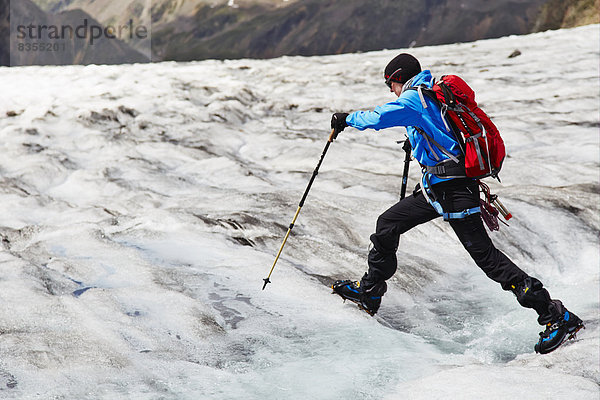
[262, 128, 338, 290]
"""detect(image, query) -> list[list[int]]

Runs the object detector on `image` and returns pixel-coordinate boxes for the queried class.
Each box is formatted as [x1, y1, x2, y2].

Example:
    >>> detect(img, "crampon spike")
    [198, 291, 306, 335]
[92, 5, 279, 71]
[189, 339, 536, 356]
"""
[568, 324, 585, 340]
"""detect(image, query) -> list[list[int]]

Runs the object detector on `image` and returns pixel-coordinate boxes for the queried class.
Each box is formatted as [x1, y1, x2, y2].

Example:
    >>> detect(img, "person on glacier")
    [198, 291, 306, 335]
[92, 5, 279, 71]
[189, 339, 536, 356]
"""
[329, 53, 583, 354]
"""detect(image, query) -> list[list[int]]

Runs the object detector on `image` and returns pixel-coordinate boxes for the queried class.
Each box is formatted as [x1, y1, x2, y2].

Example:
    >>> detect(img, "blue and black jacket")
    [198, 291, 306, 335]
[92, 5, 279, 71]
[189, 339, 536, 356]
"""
[346, 70, 462, 186]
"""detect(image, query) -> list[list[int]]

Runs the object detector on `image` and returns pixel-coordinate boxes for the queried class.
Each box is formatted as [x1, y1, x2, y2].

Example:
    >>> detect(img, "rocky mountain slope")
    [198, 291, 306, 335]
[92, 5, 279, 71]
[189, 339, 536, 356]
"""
[5, 0, 600, 64]
[0, 0, 149, 66]
[535, 0, 599, 31]
[151, 0, 598, 61]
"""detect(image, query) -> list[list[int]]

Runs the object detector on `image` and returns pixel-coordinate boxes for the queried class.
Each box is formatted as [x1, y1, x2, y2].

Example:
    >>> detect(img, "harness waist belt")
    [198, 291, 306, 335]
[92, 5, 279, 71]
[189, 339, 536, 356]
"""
[425, 158, 467, 178]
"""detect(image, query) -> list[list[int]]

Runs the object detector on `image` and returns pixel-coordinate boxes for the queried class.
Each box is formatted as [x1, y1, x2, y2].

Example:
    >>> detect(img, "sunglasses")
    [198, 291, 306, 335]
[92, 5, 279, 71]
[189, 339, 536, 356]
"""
[385, 67, 403, 88]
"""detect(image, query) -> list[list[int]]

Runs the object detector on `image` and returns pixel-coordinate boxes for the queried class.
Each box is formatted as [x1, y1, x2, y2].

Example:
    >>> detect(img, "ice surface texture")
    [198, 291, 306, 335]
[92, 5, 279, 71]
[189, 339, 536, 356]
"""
[0, 24, 597, 400]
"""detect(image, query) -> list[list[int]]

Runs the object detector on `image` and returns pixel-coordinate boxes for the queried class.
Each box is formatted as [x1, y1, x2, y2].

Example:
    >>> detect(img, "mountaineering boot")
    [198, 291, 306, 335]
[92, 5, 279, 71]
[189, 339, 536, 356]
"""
[331, 280, 387, 315]
[535, 300, 584, 354]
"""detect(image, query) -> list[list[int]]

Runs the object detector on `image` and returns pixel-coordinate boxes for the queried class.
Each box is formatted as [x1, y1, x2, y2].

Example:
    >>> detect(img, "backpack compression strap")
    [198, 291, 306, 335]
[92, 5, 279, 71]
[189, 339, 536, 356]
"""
[415, 127, 466, 179]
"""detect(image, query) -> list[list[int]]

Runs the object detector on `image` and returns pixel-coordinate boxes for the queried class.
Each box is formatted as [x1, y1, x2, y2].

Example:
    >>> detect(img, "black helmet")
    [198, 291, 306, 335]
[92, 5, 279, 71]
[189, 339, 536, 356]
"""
[384, 53, 421, 88]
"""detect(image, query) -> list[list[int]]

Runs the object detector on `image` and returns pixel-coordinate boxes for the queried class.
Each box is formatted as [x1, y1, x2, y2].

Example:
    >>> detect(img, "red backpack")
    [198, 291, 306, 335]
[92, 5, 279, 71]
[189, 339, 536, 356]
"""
[414, 75, 505, 179]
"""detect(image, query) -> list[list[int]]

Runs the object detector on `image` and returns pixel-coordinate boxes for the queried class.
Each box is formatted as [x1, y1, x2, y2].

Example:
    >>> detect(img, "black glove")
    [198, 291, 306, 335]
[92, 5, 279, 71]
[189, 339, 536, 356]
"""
[331, 113, 349, 138]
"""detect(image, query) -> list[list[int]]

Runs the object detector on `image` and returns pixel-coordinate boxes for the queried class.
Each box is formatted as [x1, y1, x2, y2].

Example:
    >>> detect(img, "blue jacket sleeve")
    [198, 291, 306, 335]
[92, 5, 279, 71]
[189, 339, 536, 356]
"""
[345, 93, 422, 131]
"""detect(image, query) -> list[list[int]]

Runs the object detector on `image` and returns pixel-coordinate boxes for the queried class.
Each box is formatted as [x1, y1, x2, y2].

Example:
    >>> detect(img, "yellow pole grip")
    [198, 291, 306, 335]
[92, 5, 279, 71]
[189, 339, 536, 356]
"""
[328, 128, 336, 142]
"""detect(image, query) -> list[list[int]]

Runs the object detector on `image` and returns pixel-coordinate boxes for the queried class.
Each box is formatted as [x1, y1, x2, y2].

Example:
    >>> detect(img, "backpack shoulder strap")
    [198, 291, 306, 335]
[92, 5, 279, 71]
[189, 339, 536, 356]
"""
[403, 84, 438, 109]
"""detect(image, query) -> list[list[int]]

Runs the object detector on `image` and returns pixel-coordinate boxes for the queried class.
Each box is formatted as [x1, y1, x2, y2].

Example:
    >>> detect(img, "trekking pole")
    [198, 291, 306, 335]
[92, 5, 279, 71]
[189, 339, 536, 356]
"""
[262, 128, 338, 290]
[399, 138, 412, 200]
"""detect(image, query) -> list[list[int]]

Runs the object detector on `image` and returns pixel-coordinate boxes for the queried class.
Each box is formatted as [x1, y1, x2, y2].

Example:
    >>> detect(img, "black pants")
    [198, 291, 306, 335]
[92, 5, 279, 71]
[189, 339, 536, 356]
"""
[361, 178, 551, 318]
